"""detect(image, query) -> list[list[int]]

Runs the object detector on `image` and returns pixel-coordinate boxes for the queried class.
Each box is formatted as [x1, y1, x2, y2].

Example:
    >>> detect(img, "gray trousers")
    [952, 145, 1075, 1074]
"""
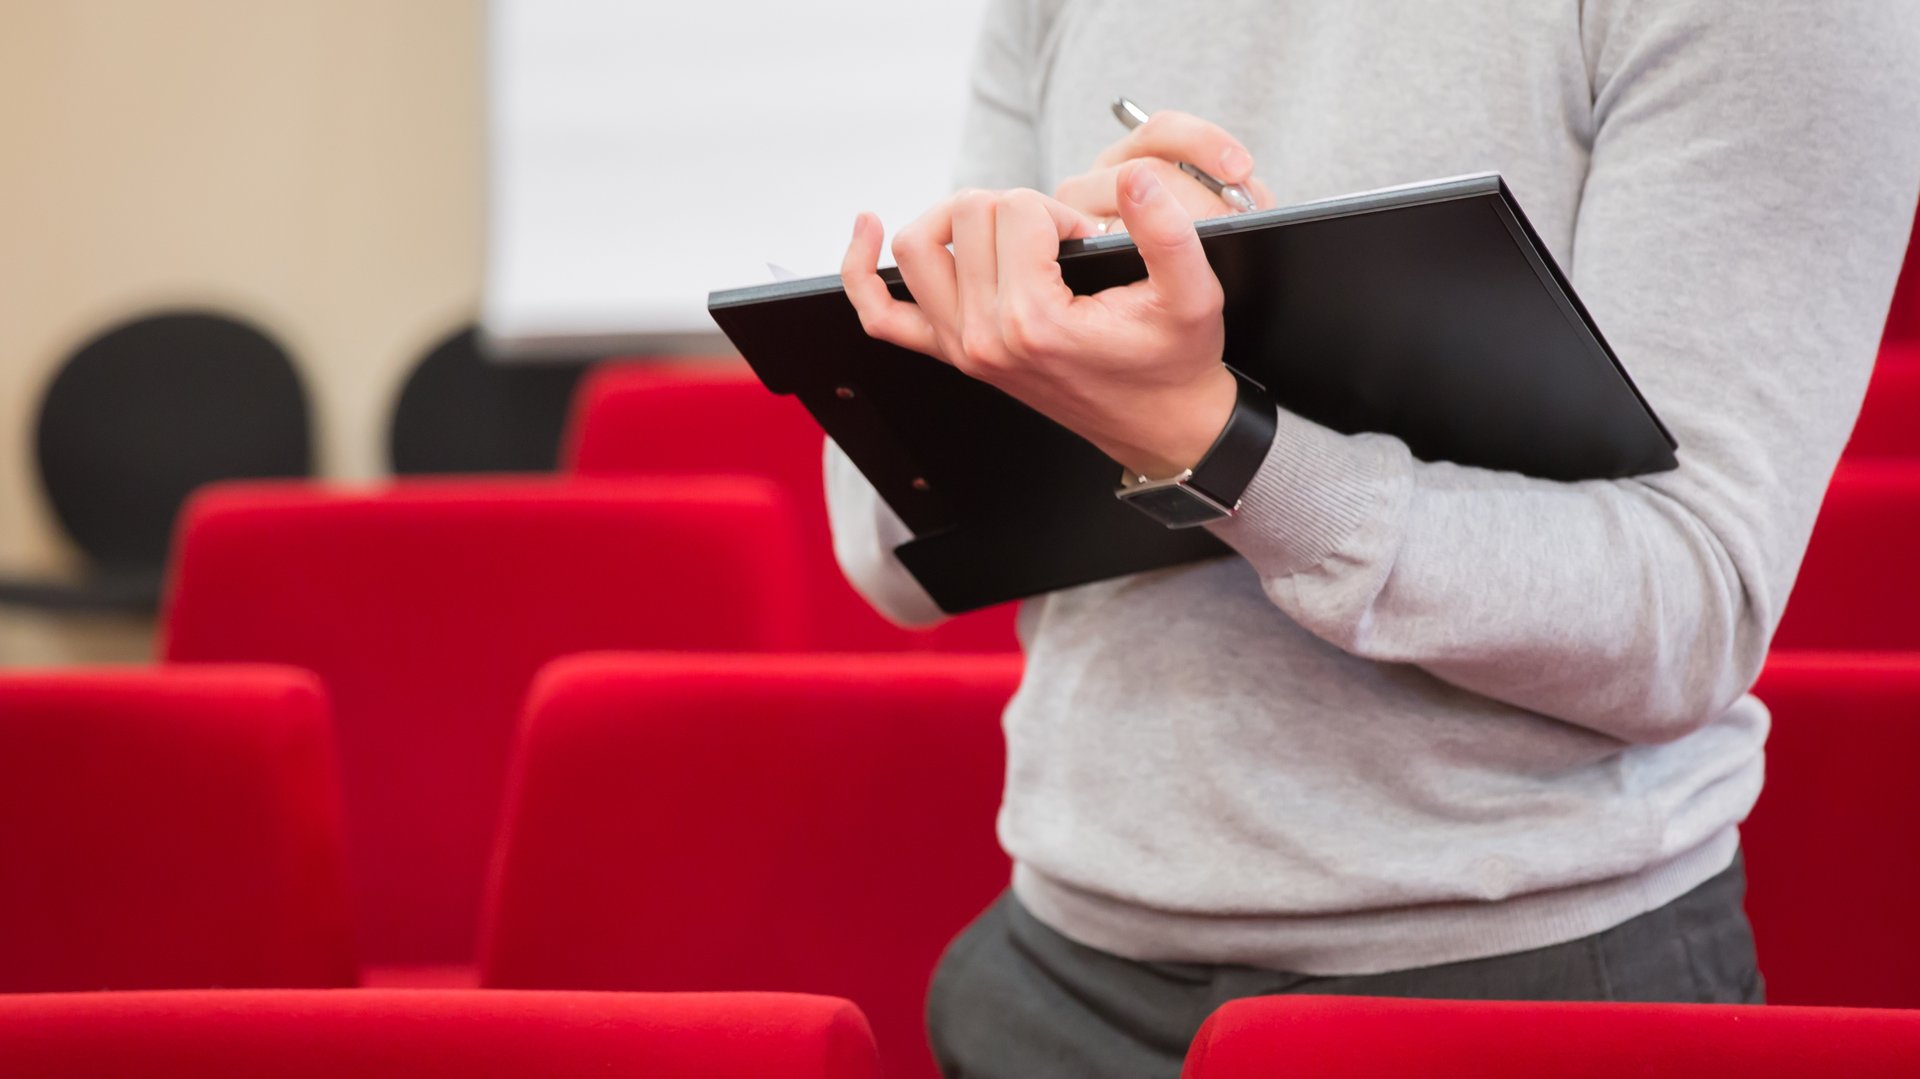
[927, 855, 1762, 1079]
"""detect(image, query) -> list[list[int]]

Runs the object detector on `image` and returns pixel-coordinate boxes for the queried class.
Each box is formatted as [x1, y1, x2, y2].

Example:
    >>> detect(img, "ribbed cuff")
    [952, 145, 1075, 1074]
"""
[1207, 407, 1400, 577]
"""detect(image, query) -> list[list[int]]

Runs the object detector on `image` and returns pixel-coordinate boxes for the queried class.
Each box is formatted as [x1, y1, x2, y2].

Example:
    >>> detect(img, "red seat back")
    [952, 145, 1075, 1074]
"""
[481, 651, 1019, 1079]
[1883, 213, 1919, 343]
[0, 990, 879, 1079]
[1746, 654, 1920, 1008]
[161, 477, 808, 967]
[565, 361, 1019, 652]
[1844, 345, 1920, 459]
[1774, 464, 1920, 650]
[1181, 996, 1920, 1078]
[0, 666, 354, 991]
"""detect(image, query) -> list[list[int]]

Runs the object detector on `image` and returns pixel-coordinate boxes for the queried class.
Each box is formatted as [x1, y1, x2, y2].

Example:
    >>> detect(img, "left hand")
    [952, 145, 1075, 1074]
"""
[840, 161, 1238, 479]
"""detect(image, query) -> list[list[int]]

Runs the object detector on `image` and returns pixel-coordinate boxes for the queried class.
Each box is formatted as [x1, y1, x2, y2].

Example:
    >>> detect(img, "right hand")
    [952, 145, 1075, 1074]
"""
[1053, 109, 1275, 233]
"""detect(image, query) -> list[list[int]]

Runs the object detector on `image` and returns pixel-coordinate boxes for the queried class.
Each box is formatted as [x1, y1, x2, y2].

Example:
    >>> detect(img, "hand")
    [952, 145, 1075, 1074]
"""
[1054, 109, 1275, 233]
[840, 163, 1238, 479]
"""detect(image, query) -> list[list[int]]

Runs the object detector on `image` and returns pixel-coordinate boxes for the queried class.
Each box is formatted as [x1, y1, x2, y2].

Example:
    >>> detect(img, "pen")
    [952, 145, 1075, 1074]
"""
[1112, 97, 1258, 214]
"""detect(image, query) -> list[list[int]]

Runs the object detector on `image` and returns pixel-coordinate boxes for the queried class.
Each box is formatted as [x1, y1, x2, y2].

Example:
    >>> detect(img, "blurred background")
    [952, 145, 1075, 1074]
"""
[0, 0, 987, 667]
[2, 3, 1918, 1062]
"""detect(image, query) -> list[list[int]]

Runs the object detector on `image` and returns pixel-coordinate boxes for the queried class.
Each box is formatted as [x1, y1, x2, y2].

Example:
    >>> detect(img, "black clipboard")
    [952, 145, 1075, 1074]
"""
[709, 173, 1677, 614]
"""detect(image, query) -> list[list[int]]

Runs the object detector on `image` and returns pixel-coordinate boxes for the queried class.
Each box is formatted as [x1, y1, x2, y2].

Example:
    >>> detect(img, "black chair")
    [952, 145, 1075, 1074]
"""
[0, 311, 312, 613]
[387, 325, 593, 475]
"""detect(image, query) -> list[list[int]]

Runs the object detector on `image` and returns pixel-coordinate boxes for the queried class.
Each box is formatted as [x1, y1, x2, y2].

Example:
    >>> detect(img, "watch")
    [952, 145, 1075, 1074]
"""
[1114, 368, 1278, 528]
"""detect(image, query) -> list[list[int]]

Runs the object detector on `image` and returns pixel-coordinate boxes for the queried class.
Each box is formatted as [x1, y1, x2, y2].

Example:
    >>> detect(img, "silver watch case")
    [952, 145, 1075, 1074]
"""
[1114, 468, 1239, 528]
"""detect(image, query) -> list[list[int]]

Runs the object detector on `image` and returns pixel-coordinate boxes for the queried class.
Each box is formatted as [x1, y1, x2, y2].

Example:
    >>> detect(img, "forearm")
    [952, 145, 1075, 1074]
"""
[1210, 416, 1787, 743]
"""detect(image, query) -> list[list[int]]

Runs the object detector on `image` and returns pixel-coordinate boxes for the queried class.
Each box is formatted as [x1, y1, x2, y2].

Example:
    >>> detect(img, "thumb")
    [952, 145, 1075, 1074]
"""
[1112, 161, 1220, 316]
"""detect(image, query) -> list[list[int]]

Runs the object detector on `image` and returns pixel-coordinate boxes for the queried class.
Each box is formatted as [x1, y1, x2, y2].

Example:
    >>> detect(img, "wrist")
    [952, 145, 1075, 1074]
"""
[1109, 366, 1240, 478]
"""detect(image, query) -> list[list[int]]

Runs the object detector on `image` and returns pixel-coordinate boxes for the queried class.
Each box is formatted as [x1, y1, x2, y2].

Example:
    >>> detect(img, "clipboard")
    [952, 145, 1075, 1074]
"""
[709, 173, 1677, 614]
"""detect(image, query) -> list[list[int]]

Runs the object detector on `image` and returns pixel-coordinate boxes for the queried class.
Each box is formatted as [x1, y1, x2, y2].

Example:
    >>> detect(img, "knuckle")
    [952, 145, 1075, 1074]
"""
[1001, 310, 1053, 358]
[1183, 286, 1225, 324]
[958, 329, 1004, 372]
[890, 225, 921, 260]
[859, 309, 897, 342]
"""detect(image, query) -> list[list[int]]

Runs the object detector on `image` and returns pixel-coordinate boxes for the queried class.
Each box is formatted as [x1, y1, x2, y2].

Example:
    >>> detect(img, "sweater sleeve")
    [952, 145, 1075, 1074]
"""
[1207, 2, 1920, 745]
[824, 0, 1046, 625]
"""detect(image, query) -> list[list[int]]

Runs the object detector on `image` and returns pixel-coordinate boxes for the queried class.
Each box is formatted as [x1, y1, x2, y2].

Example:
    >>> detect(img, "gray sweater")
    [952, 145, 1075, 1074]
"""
[826, 0, 1920, 974]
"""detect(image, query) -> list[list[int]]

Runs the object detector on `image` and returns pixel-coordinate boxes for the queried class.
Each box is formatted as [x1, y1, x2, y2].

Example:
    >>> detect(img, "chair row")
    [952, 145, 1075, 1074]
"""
[1, 654, 1018, 1079]
[145, 452, 1920, 975]
[562, 361, 1014, 653]
[4, 653, 1916, 1078]
[0, 990, 878, 1079]
[2, 991, 1918, 1079]
[160, 477, 1015, 970]
[563, 346, 1920, 492]
[558, 356, 1920, 653]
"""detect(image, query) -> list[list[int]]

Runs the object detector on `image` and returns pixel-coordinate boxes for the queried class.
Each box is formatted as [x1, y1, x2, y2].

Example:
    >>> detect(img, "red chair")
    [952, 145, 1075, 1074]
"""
[161, 477, 809, 973]
[481, 651, 1020, 1079]
[1180, 996, 1920, 1078]
[1745, 653, 1920, 1008]
[0, 990, 879, 1078]
[0, 666, 354, 991]
[1774, 463, 1920, 650]
[1845, 344, 1920, 459]
[564, 361, 1020, 652]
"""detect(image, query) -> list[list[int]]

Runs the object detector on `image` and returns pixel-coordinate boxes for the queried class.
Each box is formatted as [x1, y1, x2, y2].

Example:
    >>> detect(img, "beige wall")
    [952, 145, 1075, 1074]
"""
[0, 0, 483, 664]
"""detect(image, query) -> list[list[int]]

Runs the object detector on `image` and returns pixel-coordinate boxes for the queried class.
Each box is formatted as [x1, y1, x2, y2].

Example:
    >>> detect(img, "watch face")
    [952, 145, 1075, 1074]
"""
[1119, 484, 1232, 528]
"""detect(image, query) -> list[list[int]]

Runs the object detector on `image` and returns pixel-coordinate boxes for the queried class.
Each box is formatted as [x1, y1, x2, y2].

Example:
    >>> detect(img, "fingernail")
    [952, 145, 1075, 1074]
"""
[1219, 146, 1253, 179]
[1126, 166, 1162, 204]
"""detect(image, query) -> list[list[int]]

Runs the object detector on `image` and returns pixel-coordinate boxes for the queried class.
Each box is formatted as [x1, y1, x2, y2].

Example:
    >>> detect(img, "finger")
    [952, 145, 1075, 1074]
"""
[1055, 159, 1226, 222]
[1244, 176, 1277, 210]
[841, 212, 938, 354]
[995, 190, 1088, 350]
[950, 190, 1000, 363]
[890, 196, 963, 358]
[1112, 161, 1222, 319]
[1092, 109, 1254, 185]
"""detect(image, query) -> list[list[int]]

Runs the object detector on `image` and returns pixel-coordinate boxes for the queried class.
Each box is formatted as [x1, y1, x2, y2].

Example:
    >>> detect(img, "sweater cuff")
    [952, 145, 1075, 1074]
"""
[1206, 407, 1400, 577]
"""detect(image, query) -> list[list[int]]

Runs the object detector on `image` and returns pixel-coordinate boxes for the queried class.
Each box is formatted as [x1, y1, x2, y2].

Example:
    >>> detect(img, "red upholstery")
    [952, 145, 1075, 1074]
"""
[1181, 995, 1920, 1078]
[0, 990, 879, 1078]
[564, 361, 1019, 652]
[1845, 345, 1920, 459]
[1745, 653, 1920, 1008]
[161, 477, 809, 967]
[1774, 463, 1920, 650]
[481, 651, 1020, 1079]
[0, 666, 353, 991]
[1884, 213, 1918, 343]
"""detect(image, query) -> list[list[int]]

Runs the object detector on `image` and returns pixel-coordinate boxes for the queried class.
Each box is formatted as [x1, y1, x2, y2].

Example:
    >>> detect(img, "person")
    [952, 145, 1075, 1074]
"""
[826, 3, 1920, 1076]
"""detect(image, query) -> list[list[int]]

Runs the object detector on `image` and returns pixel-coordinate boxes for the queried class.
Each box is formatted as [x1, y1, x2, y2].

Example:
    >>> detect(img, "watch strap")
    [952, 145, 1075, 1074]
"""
[1184, 367, 1277, 510]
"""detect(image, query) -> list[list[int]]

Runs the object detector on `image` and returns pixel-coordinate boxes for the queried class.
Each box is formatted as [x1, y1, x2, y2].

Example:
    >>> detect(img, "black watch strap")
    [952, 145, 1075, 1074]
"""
[1185, 367, 1278, 509]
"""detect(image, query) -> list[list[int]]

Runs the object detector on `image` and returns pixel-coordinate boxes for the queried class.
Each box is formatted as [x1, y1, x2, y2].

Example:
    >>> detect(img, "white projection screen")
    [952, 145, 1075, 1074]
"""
[486, 0, 993, 357]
